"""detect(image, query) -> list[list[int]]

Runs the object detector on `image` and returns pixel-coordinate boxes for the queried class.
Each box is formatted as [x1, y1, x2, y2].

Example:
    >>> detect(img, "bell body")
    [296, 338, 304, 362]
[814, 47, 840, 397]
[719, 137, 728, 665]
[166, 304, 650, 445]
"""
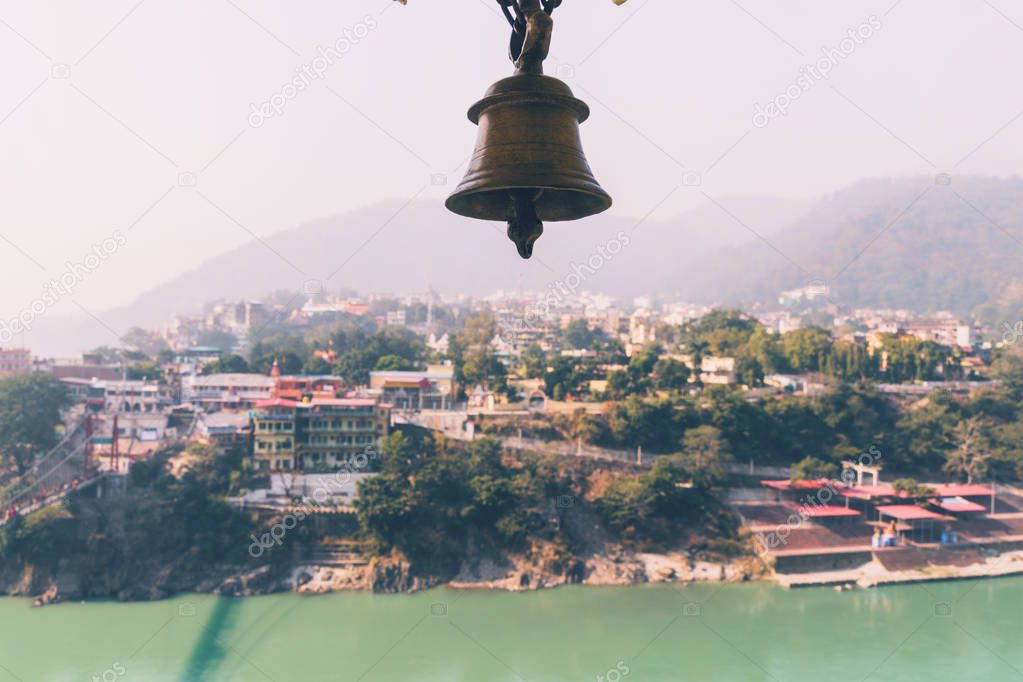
[446, 74, 612, 224]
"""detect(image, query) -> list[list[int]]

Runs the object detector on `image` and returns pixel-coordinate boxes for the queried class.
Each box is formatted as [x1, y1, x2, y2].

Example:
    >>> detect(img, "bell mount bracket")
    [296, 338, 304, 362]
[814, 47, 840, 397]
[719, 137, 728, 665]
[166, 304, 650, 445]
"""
[497, 0, 562, 65]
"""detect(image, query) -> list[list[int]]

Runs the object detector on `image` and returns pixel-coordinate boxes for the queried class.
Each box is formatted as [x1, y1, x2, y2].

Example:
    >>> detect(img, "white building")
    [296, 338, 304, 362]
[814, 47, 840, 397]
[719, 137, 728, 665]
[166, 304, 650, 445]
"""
[102, 380, 165, 413]
[182, 373, 275, 410]
[700, 356, 737, 385]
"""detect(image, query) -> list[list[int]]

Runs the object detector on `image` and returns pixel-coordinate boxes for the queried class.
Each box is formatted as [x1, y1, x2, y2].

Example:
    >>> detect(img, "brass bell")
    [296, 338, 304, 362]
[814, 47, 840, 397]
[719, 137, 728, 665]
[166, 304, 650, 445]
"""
[445, 73, 612, 259]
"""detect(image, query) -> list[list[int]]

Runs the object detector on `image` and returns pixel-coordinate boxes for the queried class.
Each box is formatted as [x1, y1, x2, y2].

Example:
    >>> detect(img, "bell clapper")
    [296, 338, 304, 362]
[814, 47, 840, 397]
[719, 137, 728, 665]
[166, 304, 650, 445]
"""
[507, 189, 545, 259]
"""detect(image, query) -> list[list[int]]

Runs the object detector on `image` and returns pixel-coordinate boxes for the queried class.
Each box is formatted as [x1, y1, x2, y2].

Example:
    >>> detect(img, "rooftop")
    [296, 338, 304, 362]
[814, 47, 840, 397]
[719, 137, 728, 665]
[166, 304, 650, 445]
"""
[876, 505, 947, 521]
[790, 504, 861, 518]
[931, 497, 987, 513]
[761, 479, 834, 491]
[370, 368, 454, 380]
[761, 479, 997, 500]
[191, 373, 274, 387]
[254, 398, 301, 409]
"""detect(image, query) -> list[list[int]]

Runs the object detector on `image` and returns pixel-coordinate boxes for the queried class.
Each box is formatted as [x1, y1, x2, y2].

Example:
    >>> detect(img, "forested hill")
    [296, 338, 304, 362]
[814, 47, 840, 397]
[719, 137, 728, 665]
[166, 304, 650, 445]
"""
[699, 176, 1023, 320]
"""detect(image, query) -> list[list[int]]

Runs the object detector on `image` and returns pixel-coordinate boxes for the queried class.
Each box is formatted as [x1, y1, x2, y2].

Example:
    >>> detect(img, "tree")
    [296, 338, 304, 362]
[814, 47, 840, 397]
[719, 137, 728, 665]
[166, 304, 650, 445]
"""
[896, 390, 958, 472]
[892, 478, 935, 498]
[685, 310, 756, 344]
[568, 410, 611, 445]
[563, 319, 595, 350]
[324, 326, 425, 386]
[521, 344, 547, 379]
[302, 355, 333, 375]
[457, 313, 508, 392]
[127, 360, 162, 381]
[677, 425, 733, 488]
[992, 348, 1023, 397]
[603, 370, 631, 400]
[196, 329, 238, 352]
[790, 456, 838, 482]
[249, 351, 303, 376]
[356, 433, 564, 573]
[944, 417, 991, 484]
[204, 354, 249, 374]
[653, 358, 690, 392]
[607, 396, 681, 453]
[735, 354, 765, 388]
[0, 374, 70, 474]
[373, 354, 415, 372]
[688, 339, 709, 387]
[782, 327, 832, 373]
[745, 326, 784, 375]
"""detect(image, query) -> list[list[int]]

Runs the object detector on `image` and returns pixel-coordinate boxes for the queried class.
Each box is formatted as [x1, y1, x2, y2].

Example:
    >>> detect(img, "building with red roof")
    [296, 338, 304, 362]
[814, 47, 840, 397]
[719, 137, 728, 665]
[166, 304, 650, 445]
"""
[792, 504, 861, 519]
[251, 395, 389, 471]
[930, 496, 988, 515]
[875, 505, 952, 543]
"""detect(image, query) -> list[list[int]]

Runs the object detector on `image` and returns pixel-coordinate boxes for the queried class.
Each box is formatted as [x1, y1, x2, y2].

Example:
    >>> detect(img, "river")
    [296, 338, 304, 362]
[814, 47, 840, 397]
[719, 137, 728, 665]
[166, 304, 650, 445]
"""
[1, 577, 1020, 681]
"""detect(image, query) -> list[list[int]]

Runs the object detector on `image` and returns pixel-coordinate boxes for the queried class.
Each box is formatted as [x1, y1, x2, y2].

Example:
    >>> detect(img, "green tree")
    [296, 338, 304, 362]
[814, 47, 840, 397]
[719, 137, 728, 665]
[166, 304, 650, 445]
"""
[330, 327, 425, 385]
[457, 313, 508, 392]
[0, 374, 70, 474]
[992, 348, 1023, 397]
[684, 310, 758, 356]
[896, 390, 958, 471]
[653, 358, 691, 392]
[944, 416, 992, 484]
[373, 354, 415, 371]
[564, 319, 595, 350]
[892, 478, 935, 498]
[782, 327, 832, 373]
[521, 344, 547, 379]
[356, 434, 563, 573]
[127, 360, 162, 381]
[790, 456, 839, 482]
[204, 354, 249, 374]
[607, 396, 681, 452]
[677, 425, 733, 488]
[302, 355, 333, 375]
[745, 326, 784, 375]
[603, 369, 630, 400]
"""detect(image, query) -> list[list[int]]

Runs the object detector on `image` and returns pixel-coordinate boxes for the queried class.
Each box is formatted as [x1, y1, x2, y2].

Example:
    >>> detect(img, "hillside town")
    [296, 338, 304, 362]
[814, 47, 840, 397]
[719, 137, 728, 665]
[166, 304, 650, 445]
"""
[2, 282, 1023, 600]
[0, 283, 1004, 472]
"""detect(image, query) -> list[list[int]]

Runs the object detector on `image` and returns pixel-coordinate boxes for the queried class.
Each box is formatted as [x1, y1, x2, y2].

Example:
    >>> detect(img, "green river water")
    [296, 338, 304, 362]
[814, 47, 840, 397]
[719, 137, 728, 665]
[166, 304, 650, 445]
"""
[1, 577, 1021, 681]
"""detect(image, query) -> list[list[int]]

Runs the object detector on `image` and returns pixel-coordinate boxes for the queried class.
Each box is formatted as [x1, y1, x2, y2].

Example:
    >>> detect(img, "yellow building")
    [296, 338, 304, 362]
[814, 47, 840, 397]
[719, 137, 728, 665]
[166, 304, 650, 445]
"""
[252, 399, 298, 470]
[251, 397, 390, 471]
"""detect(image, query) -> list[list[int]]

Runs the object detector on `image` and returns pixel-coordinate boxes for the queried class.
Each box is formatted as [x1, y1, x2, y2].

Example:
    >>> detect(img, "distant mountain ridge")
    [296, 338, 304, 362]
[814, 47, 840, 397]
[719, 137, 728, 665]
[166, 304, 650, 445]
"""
[698, 176, 1023, 314]
[26, 175, 1023, 355]
[26, 194, 802, 355]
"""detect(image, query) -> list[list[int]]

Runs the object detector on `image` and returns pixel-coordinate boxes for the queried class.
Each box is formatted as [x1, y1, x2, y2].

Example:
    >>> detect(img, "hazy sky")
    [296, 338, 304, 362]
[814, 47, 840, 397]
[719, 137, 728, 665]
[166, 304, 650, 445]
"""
[1, 0, 1022, 329]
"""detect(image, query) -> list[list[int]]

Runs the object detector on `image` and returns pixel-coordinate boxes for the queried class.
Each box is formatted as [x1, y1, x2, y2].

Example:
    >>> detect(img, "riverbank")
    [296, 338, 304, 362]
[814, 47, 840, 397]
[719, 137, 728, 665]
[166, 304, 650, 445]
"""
[291, 550, 764, 596]
[283, 545, 1023, 595]
[775, 546, 1023, 589]
[11, 536, 1023, 605]
[1, 545, 764, 605]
